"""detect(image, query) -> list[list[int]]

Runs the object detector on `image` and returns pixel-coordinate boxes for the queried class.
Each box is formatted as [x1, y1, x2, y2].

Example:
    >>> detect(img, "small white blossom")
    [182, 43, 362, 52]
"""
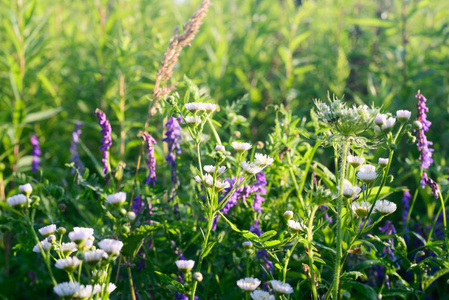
[381, 117, 396, 131]
[53, 282, 80, 298]
[98, 239, 123, 256]
[55, 256, 81, 272]
[107, 192, 126, 206]
[357, 169, 377, 183]
[270, 280, 294, 295]
[75, 284, 101, 298]
[215, 145, 225, 152]
[232, 142, 252, 152]
[396, 110, 411, 122]
[175, 259, 195, 272]
[19, 183, 33, 194]
[241, 161, 263, 174]
[375, 114, 387, 126]
[7, 194, 27, 208]
[106, 283, 117, 293]
[203, 165, 226, 174]
[33, 238, 52, 253]
[184, 103, 203, 112]
[287, 220, 307, 232]
[38, 224, 57, 237]
[203, 103, 217, 112]
[60, 242, 78, 255]
[283, 211, 294, 220]
[338, 180, 361, 200]
[251, 290, 275, 300]
[378, 158, 389, 167]
[351, 201, 372, 217]
[68, 227, 94, 244]
[194, 272, 203, 282]
[84, 249, 108, 265]
[236, 277, 261, 292]
[254, 153, 274, 166]
[194, 175, 202, 183]
[347, 155, 365, 168]
[374, 200, 397, 216]
[359, 164, 376, 172]
[185, 115, 201, 126]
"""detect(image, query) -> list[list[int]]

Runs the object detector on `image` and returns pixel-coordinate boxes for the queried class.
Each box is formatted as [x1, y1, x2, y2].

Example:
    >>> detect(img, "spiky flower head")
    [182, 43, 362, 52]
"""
[232, 142, 252, 152]
[251, 290, 275, 300]
[107, 192, 127, 207]
[60, 242, 78, 256]
[378, 158, 389, 167]
[33, 238, 52, 253]
[396, 110, 411, 122]
[39, 224, 57, 237]
[7, 194, 27, 208]
[254, 153, 274, 167]
[351, 201, 372, 218]
[241, 162, 263, 174]
[374, 200, 397, 216]
[19, 183, 33, 195]
[236, 278, 261, 292]
[175, 259, 195, 272]
[347, 155, 365, 168]
[98, 239, 123, 257]
[55, 256, 81, 273]
[53, 282, 81, 299]
[287, 220, 307, 232]
[270, 280, 294, 295]
[84, 249, 108, 266]
[338, 179, 361, 200]
[203, 165, 226, 174]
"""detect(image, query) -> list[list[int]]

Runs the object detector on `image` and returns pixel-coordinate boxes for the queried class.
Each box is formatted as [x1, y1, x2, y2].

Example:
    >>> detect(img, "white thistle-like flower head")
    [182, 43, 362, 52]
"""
[19, 183, 33, 195]
[347, 155, 365, 168]
[375, 114, 387, 126]
[357, 169, 377, 183]
[215, 145, 225, 152]
[251, 290, 275, 300]
[84, 249, 108, 266]
[60, 242, 78, 256]
[378, 158, 389, 167]
[105, 282, 117, 293]
[396, 110, 411, 122]
[232, 142, 252, 152]
[55, 256, 81, 272]
[203, 165, 226, 174]
[254, 153, 274, 166]
[287, 220, 307, 232]
[270, 280, 294, 295]
[75, 284, 101, 299]
[338, 180, 361, 200]
[107, 192, 126, 206]
[175, 259, 195, 272]
[184, 102, 203, 112]
[7, 194, 27, 208]
[351, 201, 372, 217]
[241, 161, 263, 174]
[359, 164, 376, 172]
[98, 239, 123, 256]
[33, 238, 52, 253]
[185, 115, 201, 126]
[236, 277, 261, 292]
[38, 224, 57, 237]
[68, 227, 94, 244]
[203, 103, 217, 112]
[374, 200, 397, 216]
[53, 282, 81, 298]
[381, 117, 396, 131]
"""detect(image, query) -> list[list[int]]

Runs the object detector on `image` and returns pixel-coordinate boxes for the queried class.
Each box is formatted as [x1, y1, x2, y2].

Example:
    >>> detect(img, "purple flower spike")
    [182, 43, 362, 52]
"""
[30, 134, 41, 173]
[402, 190, 411, 228]
[162, 116, 182, 187]
[94, 109, 112, 175]
[141, 132, 157, 186]
[70, 122, 84, 171]
[415, 91, 434, 171]
[421, 172, 439, 199]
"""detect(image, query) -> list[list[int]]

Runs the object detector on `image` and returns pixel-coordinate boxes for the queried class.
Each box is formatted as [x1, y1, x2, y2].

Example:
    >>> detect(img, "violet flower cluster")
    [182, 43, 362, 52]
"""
[30, 134, 41, 173]
[141, 133, 157, 186]
[70, 122, 84, 171]
[162, 116, 182, 187]
[415, 91, 433, 170]
[401, 190, 411, 229]
[94, 109, 112, 175]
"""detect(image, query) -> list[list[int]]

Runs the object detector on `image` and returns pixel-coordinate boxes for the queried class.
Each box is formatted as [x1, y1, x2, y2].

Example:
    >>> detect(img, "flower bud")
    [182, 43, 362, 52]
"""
[378, 158, 389, 167]
[120, 208, 127, 215]
[375, 114, 387, 126]
[127, 211, 136, 222]
[233, 131, 241, 138]
[407, 136, 417, 144]
[121, 225, 130, 234]
[166, 96, 175, 105]
[193, 272, 203, 282]
[215, 145, 225, 152]
[48, 234, 57, 243]
[19, 183, 33, 196]
[387, 175, 394, 183]
[283, 211, 293, 221]
[256, 141, 264, 149]
[405, 124, 412, 131]
[58, 227, 67, 235]
[413, 120, 422, 130]
[242, 241, 253, 249]
[389, 144, 397, 150]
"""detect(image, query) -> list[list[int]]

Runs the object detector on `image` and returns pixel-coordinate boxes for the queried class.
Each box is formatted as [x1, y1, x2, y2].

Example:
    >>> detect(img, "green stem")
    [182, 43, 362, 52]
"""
[333, 138, 350, 300]
[308, 205, 319, 300]
[207, 118, 222, 145]
[427, 191, 448, 247]
[127, 264, 137, 300]
[286, 152, 305, 218]
[282, 234, 301, 283]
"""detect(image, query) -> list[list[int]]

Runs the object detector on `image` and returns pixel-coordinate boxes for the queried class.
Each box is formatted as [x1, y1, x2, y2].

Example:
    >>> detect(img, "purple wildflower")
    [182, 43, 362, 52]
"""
[402, 190, 411, 228]
[131, 194, 144, 214]
[70, 122, 84, 171]
[175, 293, 197, 300]
[320, 205, 333, 224]
[141, 132, 157, 186]
[250, 173, 267, 213]
[421, 172, 439, 199]
[94, 109, 112, 175]
[415, 91, 434, 171]
[379, 221, 396, 261]
[30, 134, 41, 173]
[162, 116, 183, 187]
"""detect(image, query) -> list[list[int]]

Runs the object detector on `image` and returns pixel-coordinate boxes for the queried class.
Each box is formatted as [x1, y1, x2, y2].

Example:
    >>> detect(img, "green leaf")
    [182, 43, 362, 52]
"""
[242, 230, 260, 242]
[366, 186, 402, 202]
[343, 281, 378, 300]
[350, 259, 382, 271]
[422, 268, 449, 291]
[218, 212, 241, 232]
[122, 224, 160, 258]
[381, 287, 414, 297]
[201, 241, 216, 259]
[259, 230, 277, 242]
[24, 107, 63, 123]
[341, 271, 367, 281]
[154, 271, 186, 294]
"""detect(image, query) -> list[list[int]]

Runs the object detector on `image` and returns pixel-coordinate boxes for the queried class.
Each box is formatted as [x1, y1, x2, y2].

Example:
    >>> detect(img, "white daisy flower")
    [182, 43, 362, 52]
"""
[287, 220, 307, 232]
[68, 227, 94, 244]
[107, 192, 126, 206]
[53, 282, 80, 298]
[241, 161, 263, 174]
[270, 280, 294, 295]
[203, 165, 226, 174]
[236, 277, 261, 292]
[351, 201, 372, 217]
[232, 142, 252, 152]
[347, 155, 365, 168]
[175, 259, 195, 272]
[60, 242, 78, 256]
[184, 102, 204, 112]
[215, 145, 225, 152]
[374, 114, 387, 126]
[7, 194, 27, 208]
[374, 200, 397, 216]
[55, 256, 81, 272]
[254, 153, 274, 166]
[251, 290, 275, 300]
[381, 117, 396, 131]
[378, 158, 389, 167]
[75, 284, 101, 298]
[98, 239, 123, 256]
[33, 238, 52, 253]
[203, 103, 217, 112]
[359, 164, 376, 172]
[357, 170, 377, 183]
[338, 180, 361, 200]
[106, 282, 117, 293]
[283, 211, 294, 220]
[19, 183, 33, 195]
[84, 249, 108, 266]
[185, 115, 201, 127]
[38, 224, 57, 237]
[79, 238, 94, 251]
[396, 110, 411, 122]
[194, 175, 202, 183]
[214, 179, 231, 191]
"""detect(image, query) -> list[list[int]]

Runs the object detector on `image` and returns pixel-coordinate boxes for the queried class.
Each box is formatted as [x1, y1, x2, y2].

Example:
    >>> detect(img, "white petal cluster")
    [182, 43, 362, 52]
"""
[287, 220, 307, 232]
[107, 192, 126, 205]
[396, 110, 411, 122]
[215, 145, 225, 152]
[241, 162, 263, 174]
[374, 200, 397, 215]
[376, 117, 396, 132]
[98, 239, 123, 256]
[196, 174, 231, 190]
[185, 115, 201, 126]
[351, 201, 372, 217]
[357, 165, 377, 183]
[7, 194, 27, 208]
[175, 259, 195, 272]
[251, 290, 275, 300]
[84, 249, 108, 265]
[19, 183, 33, 194]
[55, 256, 81, 271]
[378, 158, 389, 167]
[60, 242, 78, 255]
[68, 227, 94, 243]
[75, 284, 101, 298]
[236, 277, 261, 292]
[375, 114, 387, 126]
[232, 142, 252, 152]
[53, 282, 80, 298]
[105, 282, 117, 293]
[254, 153, 274, 166]
[203, 165, 226, 174]
[33, 238, 52, 253]
[38, 224, 57, 237]
[283, 211, 294, 220]
[338, 179, 361, 200]
[184, 102, 217, 112]
[270, 280, 294, 295]
[347, 155, 365, 167]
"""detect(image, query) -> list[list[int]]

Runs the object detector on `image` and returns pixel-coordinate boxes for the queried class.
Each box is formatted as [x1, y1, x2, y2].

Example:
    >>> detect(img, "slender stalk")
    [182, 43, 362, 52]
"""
[282, 236, 300, 283]
[332, 138, 350, 300]
[207, 118, 222, 145]
[286, 152, 305, 217]
[308, 205, 319, 300]
[426, 191, 448, 246]
[127, 263, 137, 300]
